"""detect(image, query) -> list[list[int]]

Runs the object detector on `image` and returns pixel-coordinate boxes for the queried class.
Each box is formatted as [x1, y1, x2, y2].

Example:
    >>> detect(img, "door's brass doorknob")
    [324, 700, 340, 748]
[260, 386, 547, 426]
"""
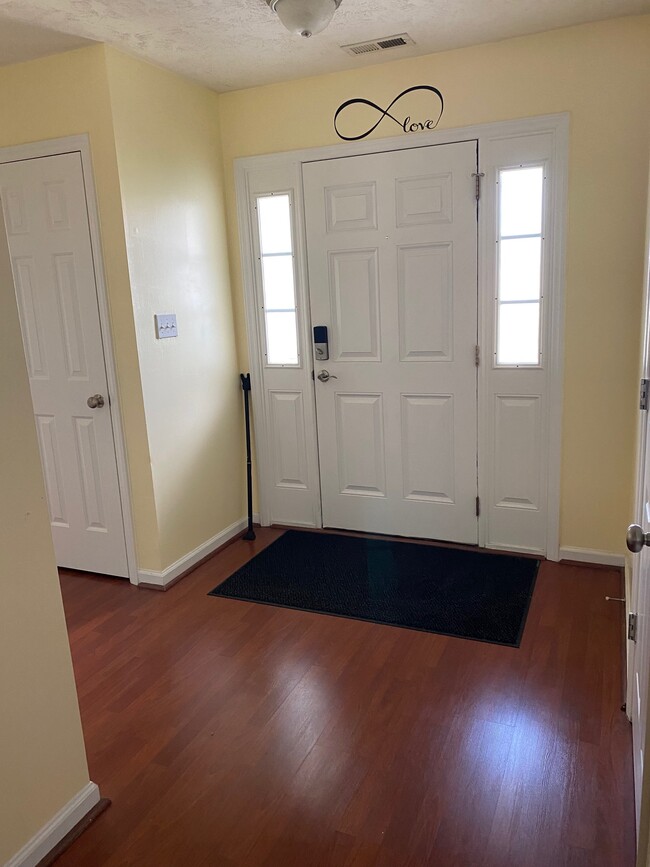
[87, 394, 105, 409]
[627, 523, 650, 553]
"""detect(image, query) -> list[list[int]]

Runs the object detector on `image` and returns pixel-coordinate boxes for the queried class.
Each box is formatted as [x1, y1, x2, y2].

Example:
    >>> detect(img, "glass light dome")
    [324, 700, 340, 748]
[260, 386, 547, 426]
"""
[270, 0, 341, 38]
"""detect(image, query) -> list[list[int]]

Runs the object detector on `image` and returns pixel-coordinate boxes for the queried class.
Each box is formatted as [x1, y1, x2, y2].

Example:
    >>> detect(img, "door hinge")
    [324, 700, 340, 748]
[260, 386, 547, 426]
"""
[641, 378, 649, 411]
[476, 496, 480, 517]
[471, 172, 485, 201]
[629, 612, 638, 643]
[475, 345, 480, 367]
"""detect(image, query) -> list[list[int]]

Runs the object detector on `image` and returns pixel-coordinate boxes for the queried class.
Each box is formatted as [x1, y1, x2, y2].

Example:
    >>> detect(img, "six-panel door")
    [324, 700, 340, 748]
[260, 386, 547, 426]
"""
[303, 141, 479, 543]
[0, 152, 129, 576]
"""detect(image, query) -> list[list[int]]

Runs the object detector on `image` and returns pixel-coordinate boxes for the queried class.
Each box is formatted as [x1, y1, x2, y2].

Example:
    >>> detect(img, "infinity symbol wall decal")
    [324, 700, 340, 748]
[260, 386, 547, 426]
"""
[334, 85, 444, 141]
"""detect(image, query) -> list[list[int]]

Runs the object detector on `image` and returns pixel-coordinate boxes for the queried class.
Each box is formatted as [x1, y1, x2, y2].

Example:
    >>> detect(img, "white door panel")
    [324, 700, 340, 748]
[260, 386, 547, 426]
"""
[269, 390, 309, 490]
[330, 248, 380, 360]
[0, 152, 128, 577]
[303, 141, 478, 543]
[493, 394, 543, 510]
[398, 242, 453, 361]
[335, 392, 386, 497]
[400, 393, 456, 504]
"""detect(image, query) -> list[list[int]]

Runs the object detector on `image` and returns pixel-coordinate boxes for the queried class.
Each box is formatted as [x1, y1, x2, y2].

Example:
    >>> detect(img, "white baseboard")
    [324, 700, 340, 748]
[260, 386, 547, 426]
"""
[5, 781, 100, 867]
[137, 514, 259, 588]
[559, 546, 626, 568]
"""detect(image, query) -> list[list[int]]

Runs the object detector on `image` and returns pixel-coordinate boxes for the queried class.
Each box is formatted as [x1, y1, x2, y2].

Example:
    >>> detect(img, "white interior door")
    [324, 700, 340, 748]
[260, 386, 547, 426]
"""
[303, 141, 478, 543]
[629, 187, 650, 846]
[630, 406, 650, 830]
[0, 152, 128, 577]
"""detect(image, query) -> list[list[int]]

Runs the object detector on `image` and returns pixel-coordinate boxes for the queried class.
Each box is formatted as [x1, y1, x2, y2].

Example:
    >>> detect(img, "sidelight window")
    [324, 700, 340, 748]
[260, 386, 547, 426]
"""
[495, 165, 545, 366]
[256, 193, 299, 366]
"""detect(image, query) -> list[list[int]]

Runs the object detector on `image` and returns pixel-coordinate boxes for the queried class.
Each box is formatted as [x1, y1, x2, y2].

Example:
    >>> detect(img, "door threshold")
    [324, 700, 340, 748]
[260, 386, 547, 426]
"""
[269, 524, 543, 560]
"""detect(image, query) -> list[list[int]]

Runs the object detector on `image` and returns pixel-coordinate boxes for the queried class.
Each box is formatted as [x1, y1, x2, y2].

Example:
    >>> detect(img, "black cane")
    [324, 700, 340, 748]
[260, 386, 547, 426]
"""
[240, 373, 256, 541]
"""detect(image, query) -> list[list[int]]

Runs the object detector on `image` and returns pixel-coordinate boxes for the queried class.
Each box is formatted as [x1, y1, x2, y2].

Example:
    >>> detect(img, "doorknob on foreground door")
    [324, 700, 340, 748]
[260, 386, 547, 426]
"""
[87, 394, 105, 409]
[317, 370, 338, 383]
[627, 523, 650, 553]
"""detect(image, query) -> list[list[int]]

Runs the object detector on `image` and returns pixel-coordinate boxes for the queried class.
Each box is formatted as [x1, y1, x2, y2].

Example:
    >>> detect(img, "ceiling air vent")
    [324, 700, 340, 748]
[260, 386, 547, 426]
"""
[342, 33, 415, 57]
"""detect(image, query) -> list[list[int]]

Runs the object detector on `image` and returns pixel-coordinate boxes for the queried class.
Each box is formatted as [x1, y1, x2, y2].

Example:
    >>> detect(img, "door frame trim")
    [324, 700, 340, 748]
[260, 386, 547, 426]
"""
[235, 113, 568, 559]
[0, 134, 138, 584]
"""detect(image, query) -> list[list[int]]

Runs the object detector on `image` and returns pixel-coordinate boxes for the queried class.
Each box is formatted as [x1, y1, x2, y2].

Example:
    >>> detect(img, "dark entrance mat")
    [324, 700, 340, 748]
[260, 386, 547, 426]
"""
[208, 530, 539, 647]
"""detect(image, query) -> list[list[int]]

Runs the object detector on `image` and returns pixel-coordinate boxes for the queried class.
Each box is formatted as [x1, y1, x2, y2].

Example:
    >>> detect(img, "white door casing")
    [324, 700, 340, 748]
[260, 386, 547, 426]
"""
[303, 142, 479, 543]
[236, 114, 568, 558]
[0, 151, 129, 577]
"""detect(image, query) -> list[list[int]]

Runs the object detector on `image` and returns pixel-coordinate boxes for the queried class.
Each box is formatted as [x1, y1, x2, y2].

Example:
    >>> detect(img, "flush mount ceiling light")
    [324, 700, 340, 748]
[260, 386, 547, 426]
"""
[266, 0, 342, 38]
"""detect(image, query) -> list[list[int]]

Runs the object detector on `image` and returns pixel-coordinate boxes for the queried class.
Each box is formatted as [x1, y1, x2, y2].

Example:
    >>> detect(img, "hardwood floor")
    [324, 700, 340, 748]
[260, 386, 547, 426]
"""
[55, 530, 634, 866]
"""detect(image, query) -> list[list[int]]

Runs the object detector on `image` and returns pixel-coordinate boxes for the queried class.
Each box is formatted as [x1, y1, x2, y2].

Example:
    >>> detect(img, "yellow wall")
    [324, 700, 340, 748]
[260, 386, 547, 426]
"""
[0, 45, 244, 573]
[104, 49, 244, 569]
[219, 15, 650, 554]
[0, 210, 90, 864]
[0, 45, 160, 569]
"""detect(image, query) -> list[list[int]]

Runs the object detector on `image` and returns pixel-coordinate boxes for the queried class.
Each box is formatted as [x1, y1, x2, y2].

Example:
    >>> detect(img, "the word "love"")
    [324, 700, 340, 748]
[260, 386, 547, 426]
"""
[334, 85, 444, 142]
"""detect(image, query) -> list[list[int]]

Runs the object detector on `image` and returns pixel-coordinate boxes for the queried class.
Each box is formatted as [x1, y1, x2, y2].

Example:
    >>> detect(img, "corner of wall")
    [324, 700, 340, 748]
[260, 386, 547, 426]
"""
[103, 53, 246, 573]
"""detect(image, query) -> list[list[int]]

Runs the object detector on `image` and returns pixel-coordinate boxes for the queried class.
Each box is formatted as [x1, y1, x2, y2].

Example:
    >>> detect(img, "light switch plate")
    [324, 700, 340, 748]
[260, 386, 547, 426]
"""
[154, 313, 178, 339]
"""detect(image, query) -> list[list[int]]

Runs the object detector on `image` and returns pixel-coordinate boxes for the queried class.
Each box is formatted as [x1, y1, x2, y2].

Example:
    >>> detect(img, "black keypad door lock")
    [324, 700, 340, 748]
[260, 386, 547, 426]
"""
[313, 325, 329, 361]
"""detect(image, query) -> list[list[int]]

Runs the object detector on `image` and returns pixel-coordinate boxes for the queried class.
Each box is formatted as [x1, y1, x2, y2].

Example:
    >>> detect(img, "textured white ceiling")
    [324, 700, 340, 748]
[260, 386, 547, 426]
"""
[0, 14, 91, 66]
[0, 0, 648, 91]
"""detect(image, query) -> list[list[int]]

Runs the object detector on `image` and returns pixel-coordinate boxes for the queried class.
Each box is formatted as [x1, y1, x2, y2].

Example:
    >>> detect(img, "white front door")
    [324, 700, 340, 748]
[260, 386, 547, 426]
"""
[302, 141, 478, 543]
[0, 152, 128, 577]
